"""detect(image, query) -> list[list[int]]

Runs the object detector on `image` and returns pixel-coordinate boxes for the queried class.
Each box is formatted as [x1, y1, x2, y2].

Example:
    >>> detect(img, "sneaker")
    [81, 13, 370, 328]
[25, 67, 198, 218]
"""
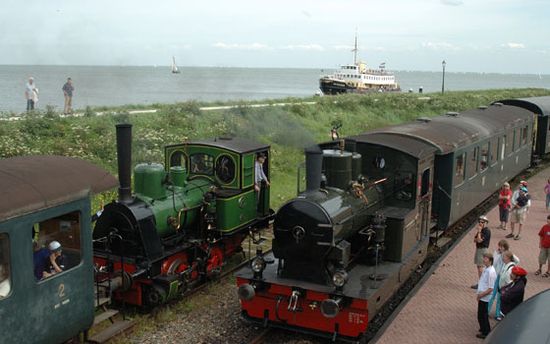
[505, 233, 514, 238]
[496, 316, 503, 321]
[471, 284, 478, 289]
[514, 235, 521, 240]
[476, 333, 487, 339]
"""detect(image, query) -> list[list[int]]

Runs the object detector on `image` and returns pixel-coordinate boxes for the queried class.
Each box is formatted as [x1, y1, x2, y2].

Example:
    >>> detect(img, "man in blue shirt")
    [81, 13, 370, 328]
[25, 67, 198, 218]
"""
[33, 241, 63, 280]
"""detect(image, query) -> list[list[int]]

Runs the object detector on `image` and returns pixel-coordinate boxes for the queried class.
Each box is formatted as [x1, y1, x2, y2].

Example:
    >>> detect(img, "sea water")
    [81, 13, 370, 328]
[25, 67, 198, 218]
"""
[0, 65, 548, 113]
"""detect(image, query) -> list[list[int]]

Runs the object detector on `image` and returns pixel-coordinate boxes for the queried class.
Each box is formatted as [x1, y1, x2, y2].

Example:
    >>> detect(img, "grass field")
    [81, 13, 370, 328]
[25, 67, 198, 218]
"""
[1, 88, 549, 211]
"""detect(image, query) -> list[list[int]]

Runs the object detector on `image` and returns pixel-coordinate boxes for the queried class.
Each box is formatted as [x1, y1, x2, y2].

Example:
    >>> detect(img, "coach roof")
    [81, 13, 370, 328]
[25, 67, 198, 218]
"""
[496, 96, 550, 117]
[0, 155, 118, 220]
[354, 103, 532, 155]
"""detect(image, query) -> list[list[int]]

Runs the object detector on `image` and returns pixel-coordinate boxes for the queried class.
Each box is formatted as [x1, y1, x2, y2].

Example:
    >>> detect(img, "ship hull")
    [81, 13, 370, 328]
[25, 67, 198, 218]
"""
[320, 77, 400, 95]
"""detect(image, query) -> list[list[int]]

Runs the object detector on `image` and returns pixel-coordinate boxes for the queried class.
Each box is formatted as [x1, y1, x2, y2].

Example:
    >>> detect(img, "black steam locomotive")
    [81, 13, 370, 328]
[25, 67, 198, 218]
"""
[236, 96, 550, 343]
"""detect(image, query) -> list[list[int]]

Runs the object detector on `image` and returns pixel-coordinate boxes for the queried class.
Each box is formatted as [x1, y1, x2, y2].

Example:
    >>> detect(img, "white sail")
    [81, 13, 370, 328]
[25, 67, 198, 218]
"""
[171, 56, 180, 73]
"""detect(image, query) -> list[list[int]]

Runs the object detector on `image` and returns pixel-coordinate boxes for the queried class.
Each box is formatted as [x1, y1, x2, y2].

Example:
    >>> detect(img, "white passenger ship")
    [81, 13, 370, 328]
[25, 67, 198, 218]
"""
[319, 36, 400, 94]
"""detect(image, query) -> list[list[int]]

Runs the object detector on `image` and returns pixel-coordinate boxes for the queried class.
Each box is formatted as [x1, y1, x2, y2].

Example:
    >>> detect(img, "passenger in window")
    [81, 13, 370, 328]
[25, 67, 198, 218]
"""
[33, 241, 64, 280]
[0, 264, 10, 298]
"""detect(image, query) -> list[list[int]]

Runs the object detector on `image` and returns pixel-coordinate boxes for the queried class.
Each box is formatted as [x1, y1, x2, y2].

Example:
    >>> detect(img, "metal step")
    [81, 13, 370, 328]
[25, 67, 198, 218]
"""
[88, 319, 134, 343]
[429, 230, 444, 239]
[433, 236, 452, 248]
[94, 297, 111, 308]
[93, 309, 119, 326]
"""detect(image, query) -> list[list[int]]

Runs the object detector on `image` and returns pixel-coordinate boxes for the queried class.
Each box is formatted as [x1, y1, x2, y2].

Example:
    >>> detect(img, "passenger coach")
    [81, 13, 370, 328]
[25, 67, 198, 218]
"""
[0, 156, 117, 343]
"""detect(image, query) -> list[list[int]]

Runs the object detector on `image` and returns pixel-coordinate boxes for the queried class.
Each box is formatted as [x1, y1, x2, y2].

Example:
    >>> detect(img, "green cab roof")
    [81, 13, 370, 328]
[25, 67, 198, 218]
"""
[168, 137, 269, 154]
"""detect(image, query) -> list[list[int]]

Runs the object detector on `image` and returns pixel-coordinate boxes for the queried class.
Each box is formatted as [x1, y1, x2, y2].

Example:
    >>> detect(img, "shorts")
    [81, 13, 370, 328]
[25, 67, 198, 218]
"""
[510, 209, 526, 224]
[539, 247, 550, 265]
[475, 247, 488, 266]
[499, 207, 509, 223]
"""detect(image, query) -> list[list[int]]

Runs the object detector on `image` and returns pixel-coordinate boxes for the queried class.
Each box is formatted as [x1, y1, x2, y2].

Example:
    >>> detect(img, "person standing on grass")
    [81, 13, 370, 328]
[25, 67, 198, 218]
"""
[507, 186, 530, 240]
[535, 214, 550, 278]
[62, 77, 74, 114]
[498, 182, 512, 230]
[25, 76, 38, 111]
[472, 215, 491, 289]
[476, 252, 496, 339]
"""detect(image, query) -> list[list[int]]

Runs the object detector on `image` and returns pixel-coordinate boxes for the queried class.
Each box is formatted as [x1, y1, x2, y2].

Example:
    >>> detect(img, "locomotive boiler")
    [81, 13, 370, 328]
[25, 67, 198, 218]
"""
[272, 145, 386, 285]
[94, 124, 272, 306]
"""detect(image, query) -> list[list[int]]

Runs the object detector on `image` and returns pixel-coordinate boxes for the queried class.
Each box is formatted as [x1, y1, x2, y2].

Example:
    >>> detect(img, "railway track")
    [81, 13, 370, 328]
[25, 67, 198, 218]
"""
[88, 231, 273, 343]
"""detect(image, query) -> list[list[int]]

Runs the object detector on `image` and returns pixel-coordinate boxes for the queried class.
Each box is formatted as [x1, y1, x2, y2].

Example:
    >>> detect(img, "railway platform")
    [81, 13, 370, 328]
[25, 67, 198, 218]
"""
[374, 167, 550, 344]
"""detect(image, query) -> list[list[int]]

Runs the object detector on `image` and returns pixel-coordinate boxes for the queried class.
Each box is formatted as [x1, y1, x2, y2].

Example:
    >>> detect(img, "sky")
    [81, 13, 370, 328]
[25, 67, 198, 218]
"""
[0, 0, 548, 74]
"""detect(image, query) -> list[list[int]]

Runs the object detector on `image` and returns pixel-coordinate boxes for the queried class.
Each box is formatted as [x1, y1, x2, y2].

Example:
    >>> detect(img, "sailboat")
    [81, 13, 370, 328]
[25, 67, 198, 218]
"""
[171, 56, 180, 74]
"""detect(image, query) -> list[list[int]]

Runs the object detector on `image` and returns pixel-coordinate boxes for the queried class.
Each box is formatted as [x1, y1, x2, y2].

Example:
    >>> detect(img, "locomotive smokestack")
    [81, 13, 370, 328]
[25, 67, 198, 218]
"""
[305, 145, 323, 192]
[115, 123, 133, 204]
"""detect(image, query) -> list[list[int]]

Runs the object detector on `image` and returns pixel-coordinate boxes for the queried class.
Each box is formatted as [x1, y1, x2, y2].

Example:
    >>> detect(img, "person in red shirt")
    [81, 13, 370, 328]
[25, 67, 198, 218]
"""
[535, 214, 550, 277]
[498, 182, 512, 230]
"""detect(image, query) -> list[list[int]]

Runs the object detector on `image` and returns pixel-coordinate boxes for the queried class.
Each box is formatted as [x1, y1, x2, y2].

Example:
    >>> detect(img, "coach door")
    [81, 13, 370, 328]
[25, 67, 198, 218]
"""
[419, 166, 432, 237]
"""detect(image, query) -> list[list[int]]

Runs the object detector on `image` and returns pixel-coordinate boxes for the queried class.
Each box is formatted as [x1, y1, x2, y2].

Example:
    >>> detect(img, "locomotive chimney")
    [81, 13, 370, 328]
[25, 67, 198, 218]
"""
[115, 123, 133, 204]
[305, 145, 323, 192]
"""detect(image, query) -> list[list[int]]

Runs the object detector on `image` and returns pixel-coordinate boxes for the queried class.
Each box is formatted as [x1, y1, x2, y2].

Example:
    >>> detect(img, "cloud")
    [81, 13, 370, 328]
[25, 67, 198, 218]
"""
[332, 45, 354, 51]
[441, 0, 463, 6]
[280, 44, 324, 51]
[422, 41, 460, 51]
[212, 42, 272, 51]
[502, 42, 525, 49]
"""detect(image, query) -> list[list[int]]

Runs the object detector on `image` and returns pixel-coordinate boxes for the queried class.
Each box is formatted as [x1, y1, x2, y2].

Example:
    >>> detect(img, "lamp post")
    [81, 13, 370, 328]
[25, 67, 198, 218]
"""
[441, 60, 446, 94]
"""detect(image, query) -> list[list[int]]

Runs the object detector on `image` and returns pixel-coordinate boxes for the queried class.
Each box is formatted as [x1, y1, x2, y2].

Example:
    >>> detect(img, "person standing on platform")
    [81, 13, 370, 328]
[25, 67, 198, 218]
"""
[495, 250, 519, 320]
[500, 266, 527, 316]
[535, 215, 550, 277]
[507, 186, 530, 240]
[62, 77, 74, 114]
[476, 252, 496, 339]
[498, 182, 512, 230]
[544, 178, 550, 212]
[472, 215, 491, 289]
[25, 76, 38, 111]
[487, 240, 509, 319]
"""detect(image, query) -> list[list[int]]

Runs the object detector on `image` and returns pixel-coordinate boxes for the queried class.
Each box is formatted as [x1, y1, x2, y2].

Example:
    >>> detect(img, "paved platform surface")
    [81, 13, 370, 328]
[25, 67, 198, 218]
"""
[375, 167, 550, 344]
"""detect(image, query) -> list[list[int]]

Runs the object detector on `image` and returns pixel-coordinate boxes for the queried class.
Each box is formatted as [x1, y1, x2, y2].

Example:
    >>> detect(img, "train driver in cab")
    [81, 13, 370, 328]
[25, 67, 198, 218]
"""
[33, 241, 64, 280]
[254, 153, 270, 193]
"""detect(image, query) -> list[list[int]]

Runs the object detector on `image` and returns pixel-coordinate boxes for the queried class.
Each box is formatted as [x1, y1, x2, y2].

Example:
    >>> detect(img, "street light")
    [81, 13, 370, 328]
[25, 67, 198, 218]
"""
[441, 60, 446, 94]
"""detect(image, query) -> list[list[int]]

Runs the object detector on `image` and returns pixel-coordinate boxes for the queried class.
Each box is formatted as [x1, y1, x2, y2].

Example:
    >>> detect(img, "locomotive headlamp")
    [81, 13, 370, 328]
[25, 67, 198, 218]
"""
[332, 270, 349, 288]
[238, 283, 256, 301]
[321, 297, 343, 318]
[251, 256, 266, 273]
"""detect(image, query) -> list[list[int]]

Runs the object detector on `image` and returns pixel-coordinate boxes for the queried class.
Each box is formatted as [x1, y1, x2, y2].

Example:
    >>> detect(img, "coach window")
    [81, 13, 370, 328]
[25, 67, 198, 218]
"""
[480, 142, 489, 171]
[505, 130, 514, 155]
[454, 153, 465, 185]
[490, 138, 498, 165]
[466, 147, 478, 179]
[515, 128, 521, 151]
[521, 126, 528, 146]
[32, 211, 81, 282]
[0, 234, 11, 299]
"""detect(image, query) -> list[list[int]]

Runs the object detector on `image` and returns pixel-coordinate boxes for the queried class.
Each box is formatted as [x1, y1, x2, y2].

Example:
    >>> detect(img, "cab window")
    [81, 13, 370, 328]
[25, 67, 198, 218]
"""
[0, 234, 11, 299]
[169, 150, 187, 169]
[32, 211, 81, 282]
[190, 154, 214, 175]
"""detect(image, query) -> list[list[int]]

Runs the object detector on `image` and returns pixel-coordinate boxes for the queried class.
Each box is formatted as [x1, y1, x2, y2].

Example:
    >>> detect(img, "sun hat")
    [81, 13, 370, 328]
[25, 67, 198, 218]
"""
[48, 241, 62, 252]
[479, 215, 489, 223]
[520, 186, 528, 193]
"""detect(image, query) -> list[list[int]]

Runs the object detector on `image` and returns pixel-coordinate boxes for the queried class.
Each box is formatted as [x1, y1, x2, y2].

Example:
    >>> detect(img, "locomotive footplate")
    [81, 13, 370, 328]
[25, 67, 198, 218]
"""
[236, 238, 429, 341]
